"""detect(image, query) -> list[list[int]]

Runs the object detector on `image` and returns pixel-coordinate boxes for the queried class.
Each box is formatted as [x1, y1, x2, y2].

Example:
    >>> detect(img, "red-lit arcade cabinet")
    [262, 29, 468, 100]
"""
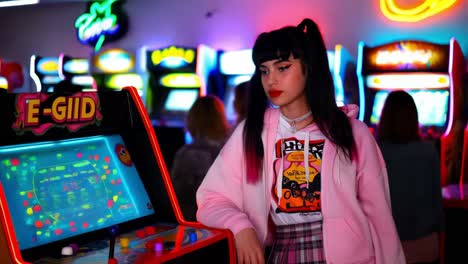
[460, 124, 468, 186]
[0, 58, 24, 93]
[0, 87, 235, 263]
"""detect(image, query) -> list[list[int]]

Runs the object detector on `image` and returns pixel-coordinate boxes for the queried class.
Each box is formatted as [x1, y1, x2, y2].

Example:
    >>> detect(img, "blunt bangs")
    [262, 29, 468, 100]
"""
[252, 27, 305, 67]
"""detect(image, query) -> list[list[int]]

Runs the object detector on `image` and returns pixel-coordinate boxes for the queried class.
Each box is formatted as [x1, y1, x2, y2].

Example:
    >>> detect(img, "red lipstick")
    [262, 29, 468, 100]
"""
[268, 90, 283, 98]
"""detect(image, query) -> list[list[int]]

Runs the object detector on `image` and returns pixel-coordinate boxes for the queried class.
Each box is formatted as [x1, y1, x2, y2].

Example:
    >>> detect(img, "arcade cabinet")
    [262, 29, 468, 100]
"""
[143, 45, 217, 170]
[30, 55, 61, 93]
[0, 87, 235, 263]
[218, 49, 255, 125]
[144, 45, 217, 127]
[91, 48, 147, 108]
[56, 54, 96, 92]
[440, 123, 468, 262]
[460, 124, 468, 185]
[327, 44, 360, 108]
[357, 38, 466, 186]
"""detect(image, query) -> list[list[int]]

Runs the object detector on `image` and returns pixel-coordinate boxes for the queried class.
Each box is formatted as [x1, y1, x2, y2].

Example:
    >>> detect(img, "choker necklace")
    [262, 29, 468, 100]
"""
[281, 111, 312, 133]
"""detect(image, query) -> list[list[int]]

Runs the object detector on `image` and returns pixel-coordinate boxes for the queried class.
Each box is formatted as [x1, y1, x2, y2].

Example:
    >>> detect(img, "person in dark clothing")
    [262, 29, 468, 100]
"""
[170, 95, 230, 221]
[377, 90, 444, 264]
[233, 81, 249, 127]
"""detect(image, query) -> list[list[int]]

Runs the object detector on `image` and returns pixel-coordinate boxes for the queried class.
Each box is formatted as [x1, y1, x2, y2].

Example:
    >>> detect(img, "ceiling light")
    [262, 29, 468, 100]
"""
[0, 0, 39, 8]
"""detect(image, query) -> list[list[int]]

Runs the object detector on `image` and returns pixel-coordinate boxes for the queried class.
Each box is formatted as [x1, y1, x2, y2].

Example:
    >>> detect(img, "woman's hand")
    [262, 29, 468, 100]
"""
[235, 228, 265, 264]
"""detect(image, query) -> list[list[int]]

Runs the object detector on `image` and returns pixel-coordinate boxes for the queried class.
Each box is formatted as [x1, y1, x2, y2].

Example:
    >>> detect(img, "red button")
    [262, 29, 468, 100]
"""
[145, 226, 156, 235]
[136, 229, 146, 238]
[145, 241, 155, 250]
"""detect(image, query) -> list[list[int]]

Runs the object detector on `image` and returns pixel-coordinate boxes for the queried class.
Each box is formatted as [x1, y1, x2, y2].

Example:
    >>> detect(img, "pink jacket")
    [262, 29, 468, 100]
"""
[196, 105, 405, 264]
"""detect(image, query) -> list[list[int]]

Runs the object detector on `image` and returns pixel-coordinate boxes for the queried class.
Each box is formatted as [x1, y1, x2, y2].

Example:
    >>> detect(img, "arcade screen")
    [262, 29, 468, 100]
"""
[164, 89, 198, 112]
[370, 90, 449, 126]
[0, 135, 155, 250]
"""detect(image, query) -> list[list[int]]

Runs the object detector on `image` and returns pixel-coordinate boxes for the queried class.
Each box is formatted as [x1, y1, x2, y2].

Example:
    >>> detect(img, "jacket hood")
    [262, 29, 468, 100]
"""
[340, 104, 359, 119]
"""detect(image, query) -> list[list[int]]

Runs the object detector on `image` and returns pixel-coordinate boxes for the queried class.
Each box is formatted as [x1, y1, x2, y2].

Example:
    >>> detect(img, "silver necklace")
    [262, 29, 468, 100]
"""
[280, 111, 312, 133]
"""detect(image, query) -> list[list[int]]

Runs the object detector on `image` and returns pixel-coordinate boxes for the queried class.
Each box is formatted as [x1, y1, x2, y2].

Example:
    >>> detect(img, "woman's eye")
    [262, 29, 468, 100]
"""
[260, 69, 268, 75]
[278, 65, 291, 72]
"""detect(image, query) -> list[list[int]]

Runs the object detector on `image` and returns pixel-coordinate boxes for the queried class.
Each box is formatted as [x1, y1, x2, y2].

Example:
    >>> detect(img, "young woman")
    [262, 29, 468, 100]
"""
[196, 18, 404, 264]
[377, 90, 443, 264]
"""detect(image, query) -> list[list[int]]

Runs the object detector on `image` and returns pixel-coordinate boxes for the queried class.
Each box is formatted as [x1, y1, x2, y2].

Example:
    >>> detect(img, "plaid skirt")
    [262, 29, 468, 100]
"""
[267, 221, 325, 264]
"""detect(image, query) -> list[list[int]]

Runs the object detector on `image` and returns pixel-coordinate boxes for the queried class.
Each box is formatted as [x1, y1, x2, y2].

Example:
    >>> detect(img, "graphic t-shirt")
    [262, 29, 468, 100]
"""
[270, 116, 325, 226]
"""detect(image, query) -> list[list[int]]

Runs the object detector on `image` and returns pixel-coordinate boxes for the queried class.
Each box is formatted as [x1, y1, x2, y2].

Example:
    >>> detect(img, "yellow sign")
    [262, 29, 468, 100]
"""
[380, 0, 457, 22]
[13, 92, 102, 135]
[151, 46, 195, 66]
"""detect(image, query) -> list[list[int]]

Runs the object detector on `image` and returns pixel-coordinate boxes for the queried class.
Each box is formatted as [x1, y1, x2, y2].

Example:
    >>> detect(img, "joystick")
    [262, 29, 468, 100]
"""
[108, 225, 119, 264]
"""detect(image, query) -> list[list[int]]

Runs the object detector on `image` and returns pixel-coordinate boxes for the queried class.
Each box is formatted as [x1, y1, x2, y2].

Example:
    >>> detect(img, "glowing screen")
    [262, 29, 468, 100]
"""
[370, 90, 449, 126]
[0, 135, 154, 250]
[164, 89, 198, 112]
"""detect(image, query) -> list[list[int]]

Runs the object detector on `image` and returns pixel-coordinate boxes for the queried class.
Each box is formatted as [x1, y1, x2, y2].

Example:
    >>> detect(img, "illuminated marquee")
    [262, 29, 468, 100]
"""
[95, 48, 134, 73]
[74, 0, 128, 52]
[380, 0, 457, 22]
[150, 46, 196, 68]
[376, 49, 432, 65]
[363, 41, 449, 72]
[12, 92, 102, 135]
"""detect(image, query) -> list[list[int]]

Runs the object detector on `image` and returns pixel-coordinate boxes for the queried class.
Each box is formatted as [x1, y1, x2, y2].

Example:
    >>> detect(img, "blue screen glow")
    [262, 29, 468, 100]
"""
[0, 135, 154, 250]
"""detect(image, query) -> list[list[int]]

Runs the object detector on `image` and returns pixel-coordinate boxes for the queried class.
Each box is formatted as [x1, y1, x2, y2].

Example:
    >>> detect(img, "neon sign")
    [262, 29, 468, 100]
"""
[380, 0, 457, 22]
[75, 0, 128, 52]
[150, 46, 196, 68]
[12, 92, 102, 135]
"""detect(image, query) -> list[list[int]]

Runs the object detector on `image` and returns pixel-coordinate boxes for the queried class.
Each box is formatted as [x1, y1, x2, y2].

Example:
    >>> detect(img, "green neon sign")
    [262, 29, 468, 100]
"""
[75, 0, 127, 52]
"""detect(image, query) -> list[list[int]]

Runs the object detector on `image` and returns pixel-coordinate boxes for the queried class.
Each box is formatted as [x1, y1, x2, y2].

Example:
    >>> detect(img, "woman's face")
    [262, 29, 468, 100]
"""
[259, 54, 308, 112]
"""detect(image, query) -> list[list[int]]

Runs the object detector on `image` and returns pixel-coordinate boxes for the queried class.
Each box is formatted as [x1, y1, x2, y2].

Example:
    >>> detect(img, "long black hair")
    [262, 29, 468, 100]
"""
[244, 18, 356, 183]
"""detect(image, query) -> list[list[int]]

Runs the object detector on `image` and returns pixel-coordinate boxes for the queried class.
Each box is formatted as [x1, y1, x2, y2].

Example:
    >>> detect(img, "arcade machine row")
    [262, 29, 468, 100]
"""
[30, 55, 62, 93]
[0, 87, 235, 263]
[357, 38, 466, 186]
[91, 48, 148, 108]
